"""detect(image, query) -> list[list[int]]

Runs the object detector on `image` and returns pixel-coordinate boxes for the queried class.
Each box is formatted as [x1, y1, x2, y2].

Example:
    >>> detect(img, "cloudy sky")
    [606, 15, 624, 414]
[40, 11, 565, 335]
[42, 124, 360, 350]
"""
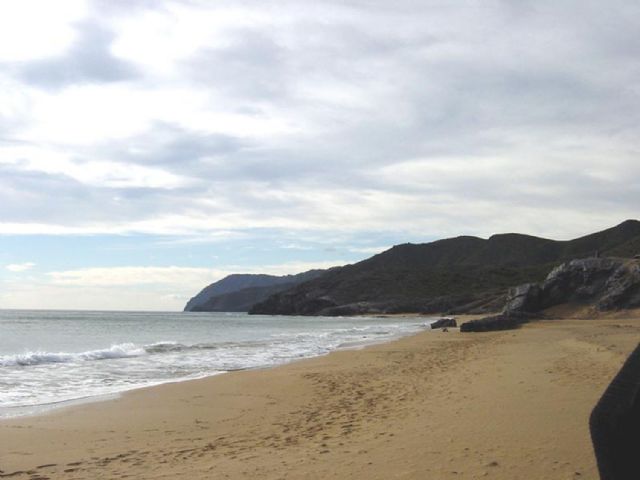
[1, 0, 638, 310]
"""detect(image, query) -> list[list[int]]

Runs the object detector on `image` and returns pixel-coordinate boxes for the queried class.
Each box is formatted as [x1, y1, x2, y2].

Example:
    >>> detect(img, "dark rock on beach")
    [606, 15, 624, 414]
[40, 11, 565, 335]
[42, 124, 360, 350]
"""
[430, 318, 457, 329]
[460, 313, 530, 332]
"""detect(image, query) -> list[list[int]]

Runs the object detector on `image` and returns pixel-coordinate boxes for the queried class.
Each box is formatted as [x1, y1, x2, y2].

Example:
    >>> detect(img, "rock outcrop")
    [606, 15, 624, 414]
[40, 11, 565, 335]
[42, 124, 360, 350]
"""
[504, 257, 640, 315]
[461, 257, 640, 332]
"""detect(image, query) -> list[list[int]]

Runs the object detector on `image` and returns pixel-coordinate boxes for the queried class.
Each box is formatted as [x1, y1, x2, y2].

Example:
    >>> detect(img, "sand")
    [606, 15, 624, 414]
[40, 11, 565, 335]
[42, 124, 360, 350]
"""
[1, 313, 639, 479]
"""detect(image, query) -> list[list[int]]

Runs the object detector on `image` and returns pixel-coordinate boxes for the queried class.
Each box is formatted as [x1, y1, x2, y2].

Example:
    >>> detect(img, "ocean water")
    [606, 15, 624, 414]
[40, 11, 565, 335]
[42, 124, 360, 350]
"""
[0, 310, 436, 418]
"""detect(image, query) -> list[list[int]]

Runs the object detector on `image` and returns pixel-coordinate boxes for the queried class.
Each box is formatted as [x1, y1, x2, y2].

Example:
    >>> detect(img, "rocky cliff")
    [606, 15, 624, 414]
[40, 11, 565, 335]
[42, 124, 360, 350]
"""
[250, 220, 640, 316]
[504, 257, 640, 314]
[460, 257, 640, 332]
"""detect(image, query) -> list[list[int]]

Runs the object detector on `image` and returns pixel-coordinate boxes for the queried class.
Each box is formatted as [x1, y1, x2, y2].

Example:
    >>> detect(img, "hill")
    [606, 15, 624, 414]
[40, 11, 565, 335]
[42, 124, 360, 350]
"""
[184, 270, 325, 312]
[249, 220, 640, 316]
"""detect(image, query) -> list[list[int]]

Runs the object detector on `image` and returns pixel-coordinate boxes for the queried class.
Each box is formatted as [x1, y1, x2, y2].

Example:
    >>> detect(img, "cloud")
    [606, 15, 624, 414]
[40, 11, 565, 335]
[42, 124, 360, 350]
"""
[0, 0, 639, 244]
[0, 147, 192, 189]
[15, 21, 140, 88]
[0, 0, 87, 62]
[6, 262, 36, 272]
[185, 29, 288, 100]
[0, 283, 184, 312]
[48, 266, 218, 287]
[47, 260, 345, 288]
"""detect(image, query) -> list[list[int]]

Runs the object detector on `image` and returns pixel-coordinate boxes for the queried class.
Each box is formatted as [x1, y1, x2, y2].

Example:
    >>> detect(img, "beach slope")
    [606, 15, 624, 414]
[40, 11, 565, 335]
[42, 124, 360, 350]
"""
[1, 314, 639, 479]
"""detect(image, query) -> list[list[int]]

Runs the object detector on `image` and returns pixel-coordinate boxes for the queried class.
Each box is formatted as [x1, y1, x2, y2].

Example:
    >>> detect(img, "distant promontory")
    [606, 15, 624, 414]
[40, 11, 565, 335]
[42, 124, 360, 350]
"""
[184, 270, 325, 312]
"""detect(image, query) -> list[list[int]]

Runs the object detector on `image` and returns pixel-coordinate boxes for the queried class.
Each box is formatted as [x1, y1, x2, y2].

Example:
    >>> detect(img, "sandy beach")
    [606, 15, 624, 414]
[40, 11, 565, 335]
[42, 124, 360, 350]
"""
[1, 312, 639, 480]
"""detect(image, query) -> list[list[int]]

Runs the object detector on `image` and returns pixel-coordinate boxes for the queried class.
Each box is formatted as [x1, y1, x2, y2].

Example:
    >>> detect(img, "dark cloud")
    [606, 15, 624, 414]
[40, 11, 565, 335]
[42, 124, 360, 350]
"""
[0, 165, 95, 223]
[92, 123, 248, 168]
[15, 21, 139, 88]
[0, 162, 200, 226]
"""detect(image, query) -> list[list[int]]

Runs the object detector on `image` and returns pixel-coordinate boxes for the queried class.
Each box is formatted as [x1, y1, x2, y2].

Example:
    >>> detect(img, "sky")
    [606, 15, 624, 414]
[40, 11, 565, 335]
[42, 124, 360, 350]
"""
[1, 0, 639, 311]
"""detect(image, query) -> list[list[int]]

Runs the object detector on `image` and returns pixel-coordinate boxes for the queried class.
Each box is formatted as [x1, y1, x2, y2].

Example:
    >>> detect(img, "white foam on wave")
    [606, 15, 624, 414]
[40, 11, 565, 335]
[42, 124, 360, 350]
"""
[0, 339, 299, 368]
[0, 343, 145, 367]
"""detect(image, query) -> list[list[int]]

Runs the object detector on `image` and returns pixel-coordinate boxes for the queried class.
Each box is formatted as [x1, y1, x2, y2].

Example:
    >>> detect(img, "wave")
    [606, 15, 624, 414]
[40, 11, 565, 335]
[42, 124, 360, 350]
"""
[1, 322, 427, 369]
[0, 340, 257, 367]
[143, 340, 272, 354]
[0, 343, 146, 367]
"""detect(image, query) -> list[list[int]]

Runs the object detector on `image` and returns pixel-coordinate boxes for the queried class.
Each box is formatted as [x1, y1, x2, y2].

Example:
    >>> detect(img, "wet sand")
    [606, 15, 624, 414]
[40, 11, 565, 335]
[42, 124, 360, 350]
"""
[1, 313, 639, 479]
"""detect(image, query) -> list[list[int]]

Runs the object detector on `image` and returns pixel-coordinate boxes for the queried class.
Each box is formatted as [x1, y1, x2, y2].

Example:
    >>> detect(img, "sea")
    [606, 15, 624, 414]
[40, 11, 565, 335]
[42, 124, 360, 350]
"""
[0, 310, 437, 419]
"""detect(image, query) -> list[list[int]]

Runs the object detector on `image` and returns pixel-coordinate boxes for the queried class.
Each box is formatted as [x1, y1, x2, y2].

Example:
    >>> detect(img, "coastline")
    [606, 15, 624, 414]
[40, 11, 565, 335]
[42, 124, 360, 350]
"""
[1, 314, 638, 479]
[0, 314, 439, 422]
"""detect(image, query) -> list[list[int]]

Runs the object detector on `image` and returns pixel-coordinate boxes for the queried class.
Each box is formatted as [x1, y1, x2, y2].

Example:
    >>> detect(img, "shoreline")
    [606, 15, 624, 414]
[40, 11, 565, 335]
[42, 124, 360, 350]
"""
[1, 314, 638, 479]
[0, 314, 448, 422]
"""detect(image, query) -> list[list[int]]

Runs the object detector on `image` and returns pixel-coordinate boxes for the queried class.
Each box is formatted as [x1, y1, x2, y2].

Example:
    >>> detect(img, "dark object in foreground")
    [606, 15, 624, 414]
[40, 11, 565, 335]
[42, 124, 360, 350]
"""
[459, 314, 528, 332]
[430, 317, 457, 329]
[590, 343, 640, 480]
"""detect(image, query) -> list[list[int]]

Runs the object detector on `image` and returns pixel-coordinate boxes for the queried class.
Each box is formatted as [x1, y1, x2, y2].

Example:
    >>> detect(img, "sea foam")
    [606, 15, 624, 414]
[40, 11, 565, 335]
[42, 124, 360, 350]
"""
[0, 343, 145, 367]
